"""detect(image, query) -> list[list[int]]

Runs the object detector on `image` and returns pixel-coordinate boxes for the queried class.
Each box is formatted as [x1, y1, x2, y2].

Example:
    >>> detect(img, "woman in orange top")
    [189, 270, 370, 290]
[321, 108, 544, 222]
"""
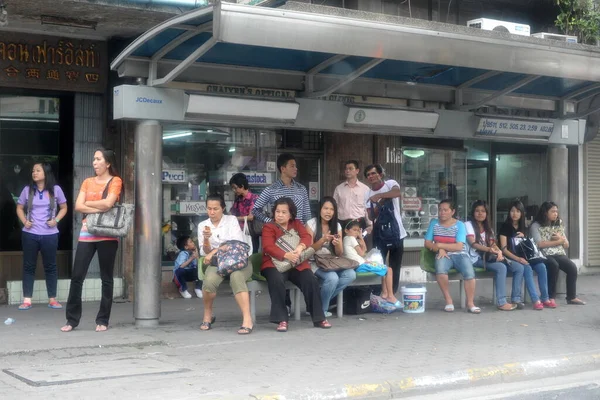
[61, 148, 123, 333]
[261, 197, 331, 332]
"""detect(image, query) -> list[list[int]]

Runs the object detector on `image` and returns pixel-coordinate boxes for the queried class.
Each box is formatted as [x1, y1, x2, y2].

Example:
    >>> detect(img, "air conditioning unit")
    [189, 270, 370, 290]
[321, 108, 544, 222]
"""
[531, 32, 578, 43]
[467, 18, 530, 36]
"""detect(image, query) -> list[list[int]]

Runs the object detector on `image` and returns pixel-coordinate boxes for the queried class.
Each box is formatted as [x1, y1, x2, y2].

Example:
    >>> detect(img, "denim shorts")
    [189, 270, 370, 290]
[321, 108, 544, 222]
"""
[435, 253, 476, 280]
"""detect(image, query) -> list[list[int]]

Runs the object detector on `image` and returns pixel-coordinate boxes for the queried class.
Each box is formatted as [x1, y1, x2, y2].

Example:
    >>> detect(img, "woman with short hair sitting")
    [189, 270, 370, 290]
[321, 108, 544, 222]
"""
[261, 197, 332, 332]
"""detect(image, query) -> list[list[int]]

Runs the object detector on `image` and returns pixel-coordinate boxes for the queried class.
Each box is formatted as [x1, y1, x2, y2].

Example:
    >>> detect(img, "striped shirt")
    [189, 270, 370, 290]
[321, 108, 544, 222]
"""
[424, 218, 467, 255]
[252, 179, 311, 224]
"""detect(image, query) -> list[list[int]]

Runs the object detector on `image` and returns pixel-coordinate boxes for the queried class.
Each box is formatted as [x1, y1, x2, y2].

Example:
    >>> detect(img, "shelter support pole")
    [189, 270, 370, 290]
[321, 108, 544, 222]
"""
[548, 144, 569, 292]
[134, 120, 163, 328]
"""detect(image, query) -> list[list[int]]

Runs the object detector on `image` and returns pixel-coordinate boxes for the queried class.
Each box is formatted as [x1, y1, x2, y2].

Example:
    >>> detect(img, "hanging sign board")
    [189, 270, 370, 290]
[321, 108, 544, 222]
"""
[476, 118, 554, 138]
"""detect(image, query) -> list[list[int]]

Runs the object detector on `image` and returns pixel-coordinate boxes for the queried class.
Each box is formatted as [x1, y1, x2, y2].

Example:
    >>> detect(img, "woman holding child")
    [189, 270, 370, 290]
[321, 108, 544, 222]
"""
[306, 197, 356, 317]
[199, 194, 253, 334]
[261, 197, 331, 332]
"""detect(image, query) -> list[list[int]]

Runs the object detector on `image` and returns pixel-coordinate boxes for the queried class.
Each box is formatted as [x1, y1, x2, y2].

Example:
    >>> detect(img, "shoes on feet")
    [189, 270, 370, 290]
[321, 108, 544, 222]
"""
[194, 288, 203, 298]
[179, 290, 192, 299]
[324, 311, 332, 318]
[533, 301, 544, 311]
[543, 299, 557, 308]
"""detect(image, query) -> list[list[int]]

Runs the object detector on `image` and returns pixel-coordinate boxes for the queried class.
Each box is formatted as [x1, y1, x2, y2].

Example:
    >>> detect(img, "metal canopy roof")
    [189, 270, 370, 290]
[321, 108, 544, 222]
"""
[111, 1, 600, 116]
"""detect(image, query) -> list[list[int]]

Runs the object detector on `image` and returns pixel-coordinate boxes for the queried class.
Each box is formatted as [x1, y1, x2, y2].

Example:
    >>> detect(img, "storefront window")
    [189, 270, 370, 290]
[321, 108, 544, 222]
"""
[0, 96, 60, 251]
[377, 142, 466, 248]
[161, 128, 279, 262]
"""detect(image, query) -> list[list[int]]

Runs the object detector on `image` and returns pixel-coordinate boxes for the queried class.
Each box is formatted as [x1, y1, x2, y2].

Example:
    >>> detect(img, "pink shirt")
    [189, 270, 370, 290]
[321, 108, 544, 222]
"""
[333, 180, 371, 222]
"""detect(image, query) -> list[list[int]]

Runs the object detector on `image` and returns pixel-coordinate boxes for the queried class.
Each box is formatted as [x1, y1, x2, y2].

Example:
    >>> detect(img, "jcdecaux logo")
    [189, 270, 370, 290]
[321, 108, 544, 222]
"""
[136, 97, 163, 104]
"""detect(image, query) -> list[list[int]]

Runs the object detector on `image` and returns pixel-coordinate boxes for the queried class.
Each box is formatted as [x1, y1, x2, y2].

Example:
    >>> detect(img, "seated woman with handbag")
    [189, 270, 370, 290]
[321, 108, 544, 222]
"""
[465, 200, 519, 311]
[199, 194, 253, 334]
[530, 201, 585, 305]
[306, 196, 356, 318]
[498, 200, 550, 310]
[261, 197, 332, 332]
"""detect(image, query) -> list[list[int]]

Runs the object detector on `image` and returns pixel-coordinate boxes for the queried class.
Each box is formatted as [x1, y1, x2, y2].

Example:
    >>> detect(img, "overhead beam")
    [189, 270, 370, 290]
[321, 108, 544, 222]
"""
[569, 95, 600, 119]
[455, 71, 502, 106]
[561, 83, 600, 100]
[305, 54, 347, 92]
[303, 58, 384, 99]
[457, 75, 540, 111]
[152, 37, 218, 87]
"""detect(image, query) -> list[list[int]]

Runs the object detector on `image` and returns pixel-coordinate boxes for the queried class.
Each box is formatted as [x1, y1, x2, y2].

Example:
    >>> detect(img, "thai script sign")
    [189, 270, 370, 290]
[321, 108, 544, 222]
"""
[0, 32, 107, 93]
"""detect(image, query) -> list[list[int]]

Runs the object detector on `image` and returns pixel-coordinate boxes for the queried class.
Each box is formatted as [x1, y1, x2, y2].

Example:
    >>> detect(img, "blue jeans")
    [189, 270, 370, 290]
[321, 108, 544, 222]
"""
[21, 232, 59, 298]
[513, 261, 549, 303]
[435, 253, 475, 279]
[314, 268, 357, 314]
[474, 259, 524, 305]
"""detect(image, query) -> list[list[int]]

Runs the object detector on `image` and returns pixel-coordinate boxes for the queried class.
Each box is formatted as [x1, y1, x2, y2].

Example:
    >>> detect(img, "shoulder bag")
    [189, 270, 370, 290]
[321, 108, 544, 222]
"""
[314, 254, 359, 272]
[86, 178, 134, 237]
[271, 224, 315, 273]
[215, 240, 251, 277]
[512, 236, 545, 264]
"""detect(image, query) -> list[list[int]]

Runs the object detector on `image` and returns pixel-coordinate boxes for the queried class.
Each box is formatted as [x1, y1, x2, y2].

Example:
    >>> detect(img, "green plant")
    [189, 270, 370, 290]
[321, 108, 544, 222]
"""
[555, 0, 600, 44]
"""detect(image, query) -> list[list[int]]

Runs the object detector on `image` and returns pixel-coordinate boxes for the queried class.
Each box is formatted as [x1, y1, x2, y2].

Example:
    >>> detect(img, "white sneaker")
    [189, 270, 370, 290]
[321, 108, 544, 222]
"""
[179, 290, 192, 299]
[324, 311, 333, 318]
[194, 288, 203, 298]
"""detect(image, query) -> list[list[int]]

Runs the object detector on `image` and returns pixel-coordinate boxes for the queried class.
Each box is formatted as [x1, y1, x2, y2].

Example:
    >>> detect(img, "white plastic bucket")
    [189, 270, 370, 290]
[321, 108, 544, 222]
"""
[401, 285, 427, 313]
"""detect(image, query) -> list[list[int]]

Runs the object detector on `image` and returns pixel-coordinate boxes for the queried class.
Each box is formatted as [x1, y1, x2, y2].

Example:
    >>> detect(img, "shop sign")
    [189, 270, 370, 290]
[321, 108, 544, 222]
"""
[179, 201, 206, 215]
[0, 32, 107, 93]
[321, 94, 408, 107]
[162, 169, 187, 183]
[226, 171, 273, 185]
[191, 83, 295, 99]
[404, 187, 417, 198]
[402, 197, 422, 212]
[476, 118, 555, 137]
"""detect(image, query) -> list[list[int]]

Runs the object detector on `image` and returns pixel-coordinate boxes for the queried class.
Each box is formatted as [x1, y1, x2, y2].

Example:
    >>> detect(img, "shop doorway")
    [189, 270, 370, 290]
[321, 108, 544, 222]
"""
[493, 143, 547, 233]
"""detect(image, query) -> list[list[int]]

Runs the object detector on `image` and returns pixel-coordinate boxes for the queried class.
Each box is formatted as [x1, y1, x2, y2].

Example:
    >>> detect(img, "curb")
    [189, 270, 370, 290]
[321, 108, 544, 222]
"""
[251, 351, 600, 399]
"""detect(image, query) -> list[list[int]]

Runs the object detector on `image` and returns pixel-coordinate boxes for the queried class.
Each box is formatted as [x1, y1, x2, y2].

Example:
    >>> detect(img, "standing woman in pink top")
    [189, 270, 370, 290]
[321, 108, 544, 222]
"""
[16, 163, 68, 310]
[61, 148, 123, 332]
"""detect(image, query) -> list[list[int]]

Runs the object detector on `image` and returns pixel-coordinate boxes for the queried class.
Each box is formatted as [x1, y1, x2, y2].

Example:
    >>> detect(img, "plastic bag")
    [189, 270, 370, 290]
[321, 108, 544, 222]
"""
[370, 293, 397, 314]
[365, 248, 384, 265]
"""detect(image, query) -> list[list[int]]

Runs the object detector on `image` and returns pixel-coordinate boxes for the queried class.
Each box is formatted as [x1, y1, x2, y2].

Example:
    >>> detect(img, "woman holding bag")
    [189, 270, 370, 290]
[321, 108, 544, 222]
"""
[61, 148, 122, 332]
[229, 173, 259, 253]
[306, 197, 355, 317]
[261, 197, 331, 332]
[199, 194, 254, 334]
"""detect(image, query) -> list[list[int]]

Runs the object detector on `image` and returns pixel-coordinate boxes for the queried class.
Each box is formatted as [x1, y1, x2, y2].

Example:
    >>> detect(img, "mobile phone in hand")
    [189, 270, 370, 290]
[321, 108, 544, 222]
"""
[362, 230, 368, 238]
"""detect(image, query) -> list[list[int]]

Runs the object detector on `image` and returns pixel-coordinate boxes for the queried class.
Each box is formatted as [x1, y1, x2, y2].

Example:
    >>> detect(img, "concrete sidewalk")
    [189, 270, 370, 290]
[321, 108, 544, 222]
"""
[1, 275, 600, 399]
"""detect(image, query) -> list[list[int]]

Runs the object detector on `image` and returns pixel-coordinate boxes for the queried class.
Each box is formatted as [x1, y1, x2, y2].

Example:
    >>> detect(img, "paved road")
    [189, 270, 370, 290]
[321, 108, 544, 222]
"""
[1, 276, 600, 399]
[404, 369, 600, 400]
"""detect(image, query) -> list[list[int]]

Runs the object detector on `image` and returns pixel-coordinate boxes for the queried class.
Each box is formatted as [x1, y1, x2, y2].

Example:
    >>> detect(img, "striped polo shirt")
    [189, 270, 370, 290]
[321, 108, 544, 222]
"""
[424, 218, 467, 255]
[252, 179, 311, 224]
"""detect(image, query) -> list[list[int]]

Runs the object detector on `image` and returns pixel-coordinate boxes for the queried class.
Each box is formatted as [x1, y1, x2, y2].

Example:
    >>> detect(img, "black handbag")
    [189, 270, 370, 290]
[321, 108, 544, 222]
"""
[513, 237, 545, 264]
[343, 287, 372, 315]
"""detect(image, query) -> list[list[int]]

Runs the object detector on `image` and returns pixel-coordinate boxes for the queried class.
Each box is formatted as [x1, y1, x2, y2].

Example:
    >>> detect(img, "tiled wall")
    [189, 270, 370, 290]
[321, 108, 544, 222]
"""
[7, 278, 124, 305]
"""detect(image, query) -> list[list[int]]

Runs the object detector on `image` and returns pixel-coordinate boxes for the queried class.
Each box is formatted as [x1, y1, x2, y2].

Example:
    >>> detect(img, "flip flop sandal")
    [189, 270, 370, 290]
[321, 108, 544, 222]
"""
[95, 325, 109, 332]
[48, 301, 63, 309]
[200, 315, 217, 331]
[567, 299, 586, 305]
[468, 306, 482, 314]
[18, 302, 32, 310]
[444, 304, 454, 312]
[238, 326, 253, 335]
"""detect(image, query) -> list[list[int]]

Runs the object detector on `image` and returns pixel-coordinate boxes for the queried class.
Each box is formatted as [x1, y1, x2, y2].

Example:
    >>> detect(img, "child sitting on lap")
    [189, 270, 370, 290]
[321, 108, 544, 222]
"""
[342, 220, 400, 308]
[173, 236, 203, 299]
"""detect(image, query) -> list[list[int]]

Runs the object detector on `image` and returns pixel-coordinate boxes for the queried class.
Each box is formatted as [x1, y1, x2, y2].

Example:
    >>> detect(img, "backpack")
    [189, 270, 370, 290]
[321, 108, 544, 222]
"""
[371, 198, 401, 250]
[25, 186, 56, 222]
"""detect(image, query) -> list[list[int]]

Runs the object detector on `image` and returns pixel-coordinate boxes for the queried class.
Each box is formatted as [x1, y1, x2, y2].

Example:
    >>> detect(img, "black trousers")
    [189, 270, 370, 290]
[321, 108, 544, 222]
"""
[262, 267, 326, 324]
[378, 238, 404, 294]
[66, 240, 118, 327]
[545, 254, 578, 301]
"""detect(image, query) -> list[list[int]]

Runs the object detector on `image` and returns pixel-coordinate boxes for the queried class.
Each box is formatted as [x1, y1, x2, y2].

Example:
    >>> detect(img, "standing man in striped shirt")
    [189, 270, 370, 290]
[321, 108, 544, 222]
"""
[252, 153, 311, 225]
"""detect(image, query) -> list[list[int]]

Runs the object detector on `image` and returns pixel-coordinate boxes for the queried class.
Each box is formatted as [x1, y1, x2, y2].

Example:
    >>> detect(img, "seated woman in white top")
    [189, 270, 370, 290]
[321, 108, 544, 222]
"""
[343, 219, 400, 308]
[199, 194, 253, 334]
[306, 197, 356, 317]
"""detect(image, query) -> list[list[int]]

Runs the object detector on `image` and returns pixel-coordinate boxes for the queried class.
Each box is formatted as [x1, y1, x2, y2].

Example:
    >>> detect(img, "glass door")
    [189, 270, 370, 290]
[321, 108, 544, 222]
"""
[493, 143, 547, 233]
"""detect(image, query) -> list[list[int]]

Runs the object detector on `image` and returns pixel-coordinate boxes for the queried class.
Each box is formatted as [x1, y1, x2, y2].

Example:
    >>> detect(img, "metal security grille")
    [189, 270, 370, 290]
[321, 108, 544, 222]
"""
[585, 138, 600, 266]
